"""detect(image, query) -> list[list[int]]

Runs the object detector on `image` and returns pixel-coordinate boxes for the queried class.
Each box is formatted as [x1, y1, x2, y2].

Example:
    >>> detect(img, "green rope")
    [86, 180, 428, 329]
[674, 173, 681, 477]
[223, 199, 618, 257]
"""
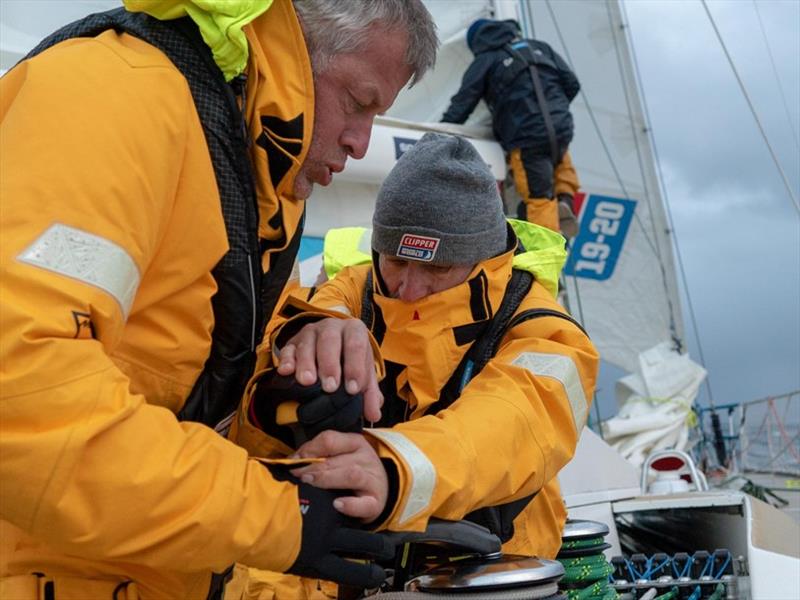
[561, 536, 605, 550]
[560, 554, 615, 580]
[706, 583, 726, 600]
[653, 586, 679, 600]
[558, 552, 618, 600]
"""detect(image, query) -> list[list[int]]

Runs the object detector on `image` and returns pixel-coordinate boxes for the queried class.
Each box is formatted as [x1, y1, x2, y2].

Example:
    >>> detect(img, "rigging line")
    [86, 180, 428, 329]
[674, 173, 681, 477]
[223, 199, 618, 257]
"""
[533, 0, 596, 353]
[737, 389, 800, 408]
[753, 0, 800, 153]
[517, 0, 535, 39]
[701, 0, 800, 215]
[769, 399, 800, 461]
[569, 273, 588, 339]
[545, 0, 681, 373]
[543, 0, 661, 261]
[605, 1, 683, 347]
[605, 2, 665, 262]
[620, 0, 715, 406]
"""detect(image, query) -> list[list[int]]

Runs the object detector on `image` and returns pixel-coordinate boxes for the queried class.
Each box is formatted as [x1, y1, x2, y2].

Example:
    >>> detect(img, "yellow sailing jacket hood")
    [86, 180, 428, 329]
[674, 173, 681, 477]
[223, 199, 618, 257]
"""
[323, 227, 373, 280]
[508, 218, 566, 298]
[244, 2, 314, 251]
[124, 0, 273, 81]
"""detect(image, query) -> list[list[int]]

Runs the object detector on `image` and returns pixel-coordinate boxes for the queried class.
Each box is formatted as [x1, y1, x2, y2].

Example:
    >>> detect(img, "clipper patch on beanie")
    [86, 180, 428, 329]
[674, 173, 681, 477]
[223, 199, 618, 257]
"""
[397, 233, 440, 262]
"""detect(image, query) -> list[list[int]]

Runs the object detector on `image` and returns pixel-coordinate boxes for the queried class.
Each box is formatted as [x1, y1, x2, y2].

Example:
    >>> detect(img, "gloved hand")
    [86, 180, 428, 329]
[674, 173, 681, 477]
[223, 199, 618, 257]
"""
[250, 371, 364, 447]
[269, 466, 394, 588]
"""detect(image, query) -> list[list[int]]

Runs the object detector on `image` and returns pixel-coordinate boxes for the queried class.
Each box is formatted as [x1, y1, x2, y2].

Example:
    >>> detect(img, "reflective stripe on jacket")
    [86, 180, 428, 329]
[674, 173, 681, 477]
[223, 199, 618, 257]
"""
[0, 2, 312, 597]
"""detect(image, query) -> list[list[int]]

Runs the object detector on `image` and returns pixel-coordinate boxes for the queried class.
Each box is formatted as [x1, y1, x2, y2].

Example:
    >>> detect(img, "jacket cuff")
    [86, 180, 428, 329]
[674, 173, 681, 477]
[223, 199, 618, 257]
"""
[363, 428, 436, 531]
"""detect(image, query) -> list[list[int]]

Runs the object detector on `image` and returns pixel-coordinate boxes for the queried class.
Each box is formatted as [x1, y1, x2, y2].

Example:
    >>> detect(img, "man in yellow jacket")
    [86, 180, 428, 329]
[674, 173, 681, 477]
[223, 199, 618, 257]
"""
[236, 132, 599, 598]
[0, 1, 438, 598]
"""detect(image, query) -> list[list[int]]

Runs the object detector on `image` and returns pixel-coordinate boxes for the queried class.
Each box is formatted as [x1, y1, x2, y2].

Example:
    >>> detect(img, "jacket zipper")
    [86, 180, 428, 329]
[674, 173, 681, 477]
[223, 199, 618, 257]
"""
[232, 73, 259, 351]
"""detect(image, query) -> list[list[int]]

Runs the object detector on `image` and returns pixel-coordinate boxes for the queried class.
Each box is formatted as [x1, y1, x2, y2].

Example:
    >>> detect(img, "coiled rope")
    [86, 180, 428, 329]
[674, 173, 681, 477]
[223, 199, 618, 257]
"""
[557, 537, 618, 600]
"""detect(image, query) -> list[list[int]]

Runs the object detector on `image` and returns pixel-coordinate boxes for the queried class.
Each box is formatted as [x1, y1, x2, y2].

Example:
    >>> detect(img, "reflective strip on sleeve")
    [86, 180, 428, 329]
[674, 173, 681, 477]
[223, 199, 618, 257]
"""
[327, 304, 352, 316]
[369, 429, 436, 525]
[511, 352, 588, 432]
[17, 223, 140, 318]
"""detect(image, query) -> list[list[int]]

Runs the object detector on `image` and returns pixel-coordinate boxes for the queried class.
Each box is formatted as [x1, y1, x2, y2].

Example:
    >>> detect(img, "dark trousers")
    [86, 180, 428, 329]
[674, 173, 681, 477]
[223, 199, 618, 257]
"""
[511, 143, 568, 201]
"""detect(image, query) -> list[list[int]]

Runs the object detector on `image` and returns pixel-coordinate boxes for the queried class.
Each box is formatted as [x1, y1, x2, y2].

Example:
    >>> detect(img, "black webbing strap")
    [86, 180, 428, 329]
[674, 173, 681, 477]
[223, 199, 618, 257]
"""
[505, 43, 560, 165]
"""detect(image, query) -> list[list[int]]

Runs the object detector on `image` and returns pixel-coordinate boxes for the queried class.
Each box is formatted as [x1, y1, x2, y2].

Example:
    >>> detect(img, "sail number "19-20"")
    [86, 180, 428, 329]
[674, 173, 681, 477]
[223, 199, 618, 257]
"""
[564, 194, 636, 281]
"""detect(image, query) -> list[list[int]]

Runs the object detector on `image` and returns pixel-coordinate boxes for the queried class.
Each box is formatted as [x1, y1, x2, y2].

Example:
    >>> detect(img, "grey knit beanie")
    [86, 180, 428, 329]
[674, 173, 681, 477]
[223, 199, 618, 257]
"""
[372, 133, 507, 266]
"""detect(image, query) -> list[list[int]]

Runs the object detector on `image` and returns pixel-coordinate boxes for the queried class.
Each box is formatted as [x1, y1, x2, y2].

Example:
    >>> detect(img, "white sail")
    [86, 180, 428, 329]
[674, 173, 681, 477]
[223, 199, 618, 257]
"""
[518, 0, 685, 375]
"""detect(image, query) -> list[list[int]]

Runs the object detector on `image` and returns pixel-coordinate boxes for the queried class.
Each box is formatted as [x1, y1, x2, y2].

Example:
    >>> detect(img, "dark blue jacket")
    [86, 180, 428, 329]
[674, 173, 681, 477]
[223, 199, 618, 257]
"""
[441, 20, 580, 152]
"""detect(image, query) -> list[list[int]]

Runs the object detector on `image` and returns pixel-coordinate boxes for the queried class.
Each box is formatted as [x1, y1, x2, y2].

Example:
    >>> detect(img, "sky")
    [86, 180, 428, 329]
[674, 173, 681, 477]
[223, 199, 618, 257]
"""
[594, 0, 800, 422]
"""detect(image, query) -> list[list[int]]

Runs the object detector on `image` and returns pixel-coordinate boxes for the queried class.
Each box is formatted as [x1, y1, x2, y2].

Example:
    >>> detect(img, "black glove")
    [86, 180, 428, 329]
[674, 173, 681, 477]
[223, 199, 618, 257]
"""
[250, 371, 364, 447]
[269, 466, 394, 588]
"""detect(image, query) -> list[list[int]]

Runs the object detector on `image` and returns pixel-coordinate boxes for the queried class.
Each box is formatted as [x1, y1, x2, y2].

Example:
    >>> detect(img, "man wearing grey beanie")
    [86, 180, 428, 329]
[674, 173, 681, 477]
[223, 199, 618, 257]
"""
[372, 132, 508, 271]
[238, 132, 599, 594]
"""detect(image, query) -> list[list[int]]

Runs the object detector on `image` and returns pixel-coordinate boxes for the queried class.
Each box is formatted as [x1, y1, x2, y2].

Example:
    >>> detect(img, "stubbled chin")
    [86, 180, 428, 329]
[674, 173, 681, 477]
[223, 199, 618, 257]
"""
[292, 175, 313, 200]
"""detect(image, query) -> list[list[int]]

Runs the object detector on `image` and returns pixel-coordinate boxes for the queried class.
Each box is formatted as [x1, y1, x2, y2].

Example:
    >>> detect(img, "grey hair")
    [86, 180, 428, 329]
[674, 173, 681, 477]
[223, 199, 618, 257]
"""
[292, 0, 438, 87]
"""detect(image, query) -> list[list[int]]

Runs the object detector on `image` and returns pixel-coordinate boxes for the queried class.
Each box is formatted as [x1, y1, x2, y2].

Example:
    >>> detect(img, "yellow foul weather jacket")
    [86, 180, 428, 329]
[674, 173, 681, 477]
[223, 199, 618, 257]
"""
[0, 1, 315, 598]
[233, 222, 599, 598]
[313, 225, 597, 556]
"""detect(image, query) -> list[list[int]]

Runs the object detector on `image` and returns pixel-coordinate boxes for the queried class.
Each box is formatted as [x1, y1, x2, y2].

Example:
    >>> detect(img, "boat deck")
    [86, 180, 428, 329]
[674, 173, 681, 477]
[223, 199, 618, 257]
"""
[744, 471, 800, 522]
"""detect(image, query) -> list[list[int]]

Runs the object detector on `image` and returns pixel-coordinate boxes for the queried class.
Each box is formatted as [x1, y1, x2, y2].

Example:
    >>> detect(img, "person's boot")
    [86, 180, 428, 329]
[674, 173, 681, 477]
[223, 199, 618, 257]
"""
[557, 193, 579, 240]
[523, 197, 559, 232]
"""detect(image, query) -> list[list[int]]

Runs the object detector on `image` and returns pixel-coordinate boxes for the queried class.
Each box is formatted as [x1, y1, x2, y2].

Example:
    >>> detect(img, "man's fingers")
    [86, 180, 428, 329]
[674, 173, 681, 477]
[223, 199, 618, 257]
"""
[333, 494, 383, 521]
[340, 320, 383, 422]
[297, 461, 372, 490]
[286, 329, 318, 385]
[341, 321, 371, 394]
[296, 430, 366, 459]
[276, 343, 296, 375]
[290, 453, 367, 483]
[362, 374, 383, 423]
[315, 323, 343, 392]
[277, 318, 381, 412]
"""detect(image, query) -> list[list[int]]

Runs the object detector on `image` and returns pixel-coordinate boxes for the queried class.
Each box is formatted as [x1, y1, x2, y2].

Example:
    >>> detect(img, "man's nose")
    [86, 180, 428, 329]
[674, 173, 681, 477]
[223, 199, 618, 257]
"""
[342, 115, 373, 160]
[397, 269, 429, 303]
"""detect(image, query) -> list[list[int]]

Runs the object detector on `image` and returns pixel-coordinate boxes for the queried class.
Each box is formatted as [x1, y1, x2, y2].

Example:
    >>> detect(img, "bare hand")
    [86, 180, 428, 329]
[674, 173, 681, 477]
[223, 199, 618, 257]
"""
[276, 318, 382, 422]
[291, 430, 388, 523]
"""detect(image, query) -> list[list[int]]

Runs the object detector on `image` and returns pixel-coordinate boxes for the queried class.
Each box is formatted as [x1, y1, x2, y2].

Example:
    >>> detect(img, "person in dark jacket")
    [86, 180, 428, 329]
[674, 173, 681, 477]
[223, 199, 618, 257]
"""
[441, 18, 581, 238]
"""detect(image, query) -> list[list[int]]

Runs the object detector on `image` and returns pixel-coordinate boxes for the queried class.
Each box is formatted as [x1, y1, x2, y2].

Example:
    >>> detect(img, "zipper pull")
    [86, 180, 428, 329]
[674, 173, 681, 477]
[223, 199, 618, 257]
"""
[232, 74, 250, 147]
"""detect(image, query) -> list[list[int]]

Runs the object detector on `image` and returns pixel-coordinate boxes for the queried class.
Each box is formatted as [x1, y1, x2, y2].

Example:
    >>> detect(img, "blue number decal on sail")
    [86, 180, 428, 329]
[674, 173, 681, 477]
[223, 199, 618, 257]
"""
[564, 194, 636, 281]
